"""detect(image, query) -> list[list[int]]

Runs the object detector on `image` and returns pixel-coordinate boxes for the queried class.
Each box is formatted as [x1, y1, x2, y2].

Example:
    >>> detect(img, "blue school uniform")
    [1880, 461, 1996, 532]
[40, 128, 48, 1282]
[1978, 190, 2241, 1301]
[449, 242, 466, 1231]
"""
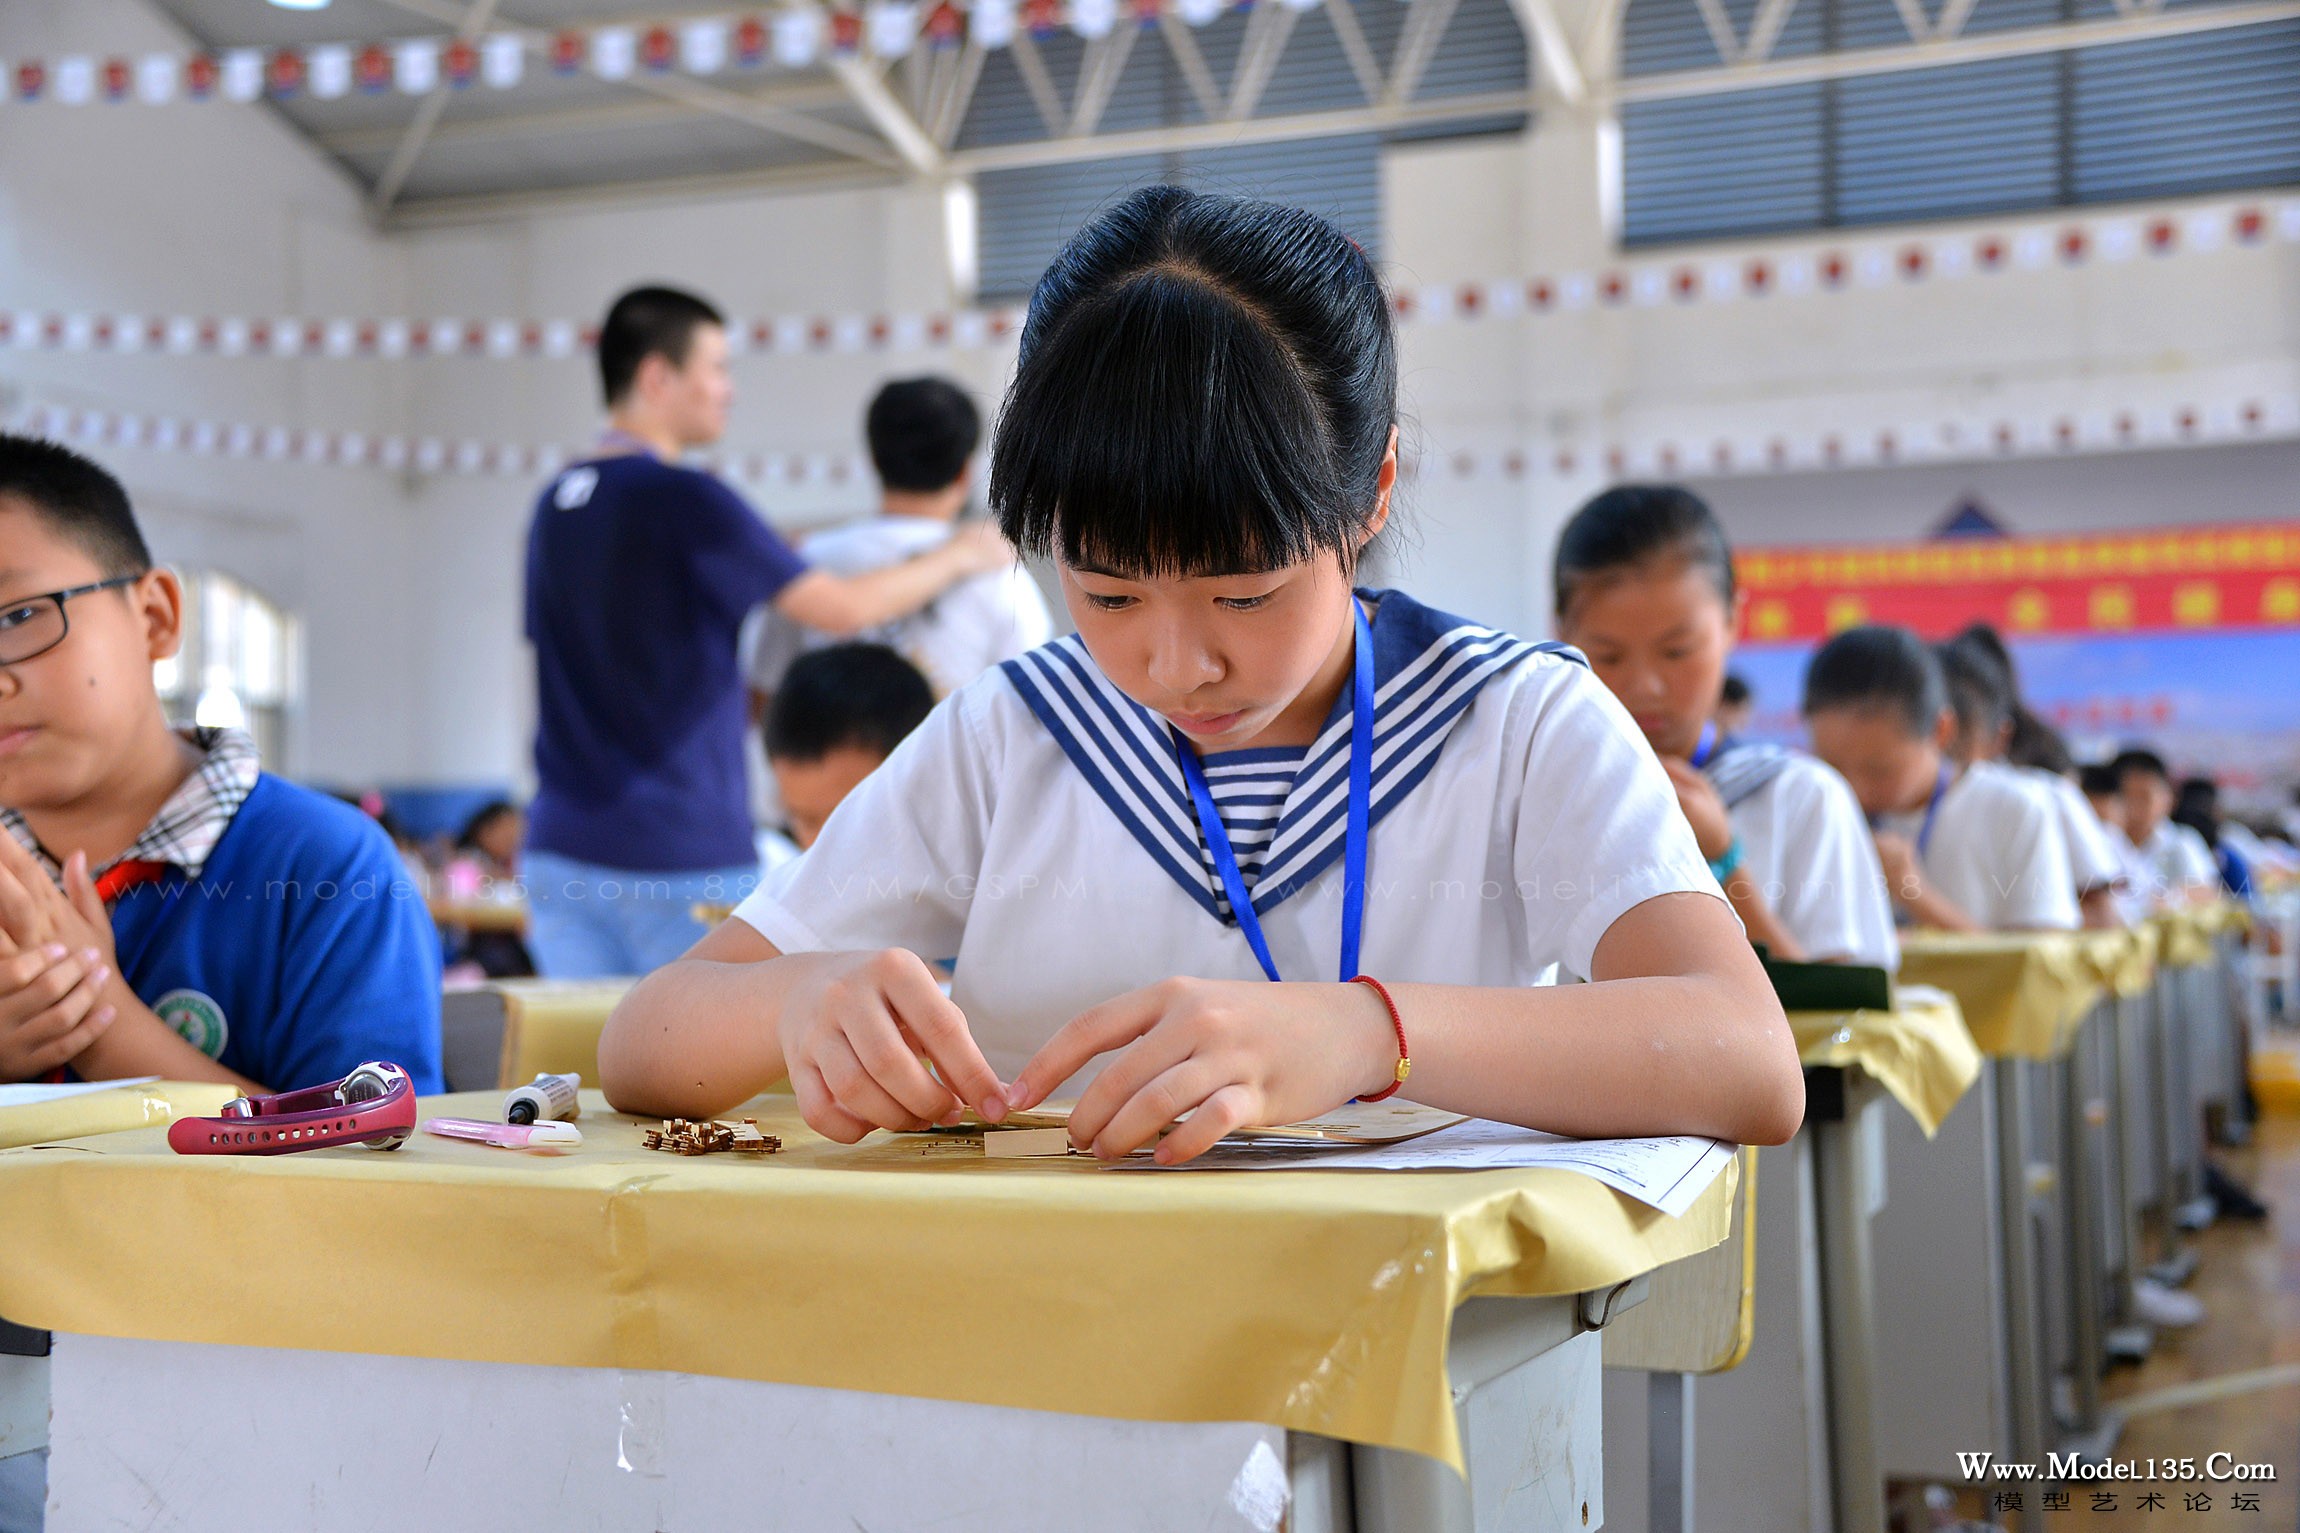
[108, 774, 444, 1093]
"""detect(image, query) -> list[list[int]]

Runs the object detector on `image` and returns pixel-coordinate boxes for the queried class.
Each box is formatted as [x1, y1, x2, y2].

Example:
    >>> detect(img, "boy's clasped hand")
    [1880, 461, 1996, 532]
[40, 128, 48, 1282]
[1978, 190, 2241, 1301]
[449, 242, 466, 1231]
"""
[0, 833, 121, 1080]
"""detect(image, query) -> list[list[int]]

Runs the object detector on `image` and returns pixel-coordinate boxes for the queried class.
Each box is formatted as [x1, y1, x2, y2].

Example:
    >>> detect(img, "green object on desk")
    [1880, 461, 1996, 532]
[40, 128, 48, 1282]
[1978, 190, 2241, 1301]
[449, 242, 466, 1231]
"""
[1763, 955, 1892, 1013]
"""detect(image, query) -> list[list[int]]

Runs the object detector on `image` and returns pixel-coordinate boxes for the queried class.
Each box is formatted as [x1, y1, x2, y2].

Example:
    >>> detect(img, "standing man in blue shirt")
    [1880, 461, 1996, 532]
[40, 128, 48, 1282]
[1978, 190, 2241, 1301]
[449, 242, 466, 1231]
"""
[524, 286, 1012, 977]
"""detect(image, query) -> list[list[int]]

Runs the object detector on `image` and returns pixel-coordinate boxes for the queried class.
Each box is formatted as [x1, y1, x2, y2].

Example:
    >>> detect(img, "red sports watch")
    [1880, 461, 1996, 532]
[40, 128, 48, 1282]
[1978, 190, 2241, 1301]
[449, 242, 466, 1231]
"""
[167, 1062, 418, 1156]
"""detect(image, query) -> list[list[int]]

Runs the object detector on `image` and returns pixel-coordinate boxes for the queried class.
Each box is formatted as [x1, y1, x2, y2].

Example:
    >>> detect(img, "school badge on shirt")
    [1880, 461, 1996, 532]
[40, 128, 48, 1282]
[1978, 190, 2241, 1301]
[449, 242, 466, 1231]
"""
[153, 989, 229, 1059]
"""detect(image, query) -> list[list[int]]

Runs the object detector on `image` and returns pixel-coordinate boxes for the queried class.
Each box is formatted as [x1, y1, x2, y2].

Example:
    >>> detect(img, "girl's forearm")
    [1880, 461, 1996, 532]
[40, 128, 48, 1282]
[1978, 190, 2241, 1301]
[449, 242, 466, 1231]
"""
[1722, 872, 1806, 962]
[600, 955, 800, 1117]
[1391, 972, 1803, 1146]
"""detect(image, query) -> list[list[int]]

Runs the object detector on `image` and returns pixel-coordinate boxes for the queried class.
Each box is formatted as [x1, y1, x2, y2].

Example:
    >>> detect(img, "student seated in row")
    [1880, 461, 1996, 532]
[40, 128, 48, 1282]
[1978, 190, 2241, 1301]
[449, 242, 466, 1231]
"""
[1804, 625, 2077, 932]
[1552, 485, 1896, 968]
[2108, 748, 2220, 918]
[599, 189, 1804, 1160]
[0, 435, 443, 1090]
[761, 643, 935, 863]
[1936, 631, 2125, 929]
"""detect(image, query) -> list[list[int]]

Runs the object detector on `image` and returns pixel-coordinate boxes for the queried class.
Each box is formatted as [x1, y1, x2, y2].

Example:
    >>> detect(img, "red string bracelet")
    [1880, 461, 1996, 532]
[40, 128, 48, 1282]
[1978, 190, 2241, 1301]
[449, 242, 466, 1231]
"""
[1349, 974, 1410, 1103]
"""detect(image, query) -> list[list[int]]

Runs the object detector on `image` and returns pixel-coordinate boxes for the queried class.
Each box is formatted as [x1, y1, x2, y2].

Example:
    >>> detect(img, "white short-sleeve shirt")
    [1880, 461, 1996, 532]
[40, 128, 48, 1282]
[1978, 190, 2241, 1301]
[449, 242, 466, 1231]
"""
[733, 590, 1724, 1083]
[746, 514, 1056, 698]
[1879, 760, 2079, 931]
[1710, 746, 1899, 968]
[2023, 766, 2125, 897]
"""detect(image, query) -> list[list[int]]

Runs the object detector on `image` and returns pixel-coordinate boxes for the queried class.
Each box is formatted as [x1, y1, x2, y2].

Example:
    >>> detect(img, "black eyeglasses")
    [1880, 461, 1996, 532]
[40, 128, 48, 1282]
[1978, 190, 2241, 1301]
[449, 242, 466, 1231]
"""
[0, 575, 143, 667]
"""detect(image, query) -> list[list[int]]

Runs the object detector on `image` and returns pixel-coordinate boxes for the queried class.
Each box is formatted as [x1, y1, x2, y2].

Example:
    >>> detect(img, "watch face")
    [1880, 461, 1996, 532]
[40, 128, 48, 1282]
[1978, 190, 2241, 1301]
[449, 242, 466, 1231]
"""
[336, 1063, 408, 1104]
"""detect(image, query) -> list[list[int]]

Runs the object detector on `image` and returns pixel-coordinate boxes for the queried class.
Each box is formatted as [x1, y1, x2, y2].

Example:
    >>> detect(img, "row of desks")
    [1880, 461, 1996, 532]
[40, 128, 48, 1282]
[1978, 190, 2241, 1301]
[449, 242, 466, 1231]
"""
[0, 905, 2248, 1531]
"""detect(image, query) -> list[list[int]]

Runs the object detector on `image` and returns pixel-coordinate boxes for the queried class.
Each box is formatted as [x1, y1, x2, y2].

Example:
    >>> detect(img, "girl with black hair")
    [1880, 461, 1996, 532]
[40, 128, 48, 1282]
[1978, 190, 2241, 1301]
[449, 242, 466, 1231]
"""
[1553, 486, 1897, 967]
[599, 188, 1801, 1163]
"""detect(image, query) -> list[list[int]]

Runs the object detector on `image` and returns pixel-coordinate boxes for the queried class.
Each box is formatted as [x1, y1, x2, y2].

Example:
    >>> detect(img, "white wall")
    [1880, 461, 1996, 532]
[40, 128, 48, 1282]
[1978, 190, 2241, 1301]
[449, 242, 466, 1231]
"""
[0, 0, 420, 786]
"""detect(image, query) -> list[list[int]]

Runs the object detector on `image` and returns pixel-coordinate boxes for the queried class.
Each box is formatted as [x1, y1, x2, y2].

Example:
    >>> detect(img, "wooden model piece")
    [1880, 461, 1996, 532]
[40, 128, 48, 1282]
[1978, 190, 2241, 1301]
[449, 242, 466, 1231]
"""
[640, 1117, 782, 1156]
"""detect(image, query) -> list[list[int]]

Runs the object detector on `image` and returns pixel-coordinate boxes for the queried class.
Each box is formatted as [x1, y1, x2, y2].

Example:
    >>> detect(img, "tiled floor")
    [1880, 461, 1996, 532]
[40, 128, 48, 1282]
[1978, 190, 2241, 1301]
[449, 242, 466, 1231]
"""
[1912, 1111, 2298, 1531]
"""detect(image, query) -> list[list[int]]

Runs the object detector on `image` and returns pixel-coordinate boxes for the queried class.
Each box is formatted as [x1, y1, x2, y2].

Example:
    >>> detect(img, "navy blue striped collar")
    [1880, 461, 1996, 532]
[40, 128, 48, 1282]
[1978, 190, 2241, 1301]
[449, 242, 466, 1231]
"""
[1703, 737, 1798, 809]
[1000, 589, 1582, 926]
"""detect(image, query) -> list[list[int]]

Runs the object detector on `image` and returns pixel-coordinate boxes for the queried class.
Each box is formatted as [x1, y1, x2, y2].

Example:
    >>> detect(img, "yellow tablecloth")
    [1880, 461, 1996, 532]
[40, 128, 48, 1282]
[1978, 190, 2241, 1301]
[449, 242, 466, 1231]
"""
[2150, 902, 2246, 970]
[1789, 993, 1980, 1137]
[1895, 932, 2124, 1060]
[489, 979, 635, 1087]
[0, 1081, 240, 1152]
[0, 1090, 1735, 1469]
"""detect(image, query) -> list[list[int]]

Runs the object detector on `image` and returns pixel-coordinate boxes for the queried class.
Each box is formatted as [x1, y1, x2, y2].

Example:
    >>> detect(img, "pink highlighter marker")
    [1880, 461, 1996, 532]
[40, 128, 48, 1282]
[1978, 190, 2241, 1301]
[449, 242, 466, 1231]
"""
[422, 1117, 583, 1152]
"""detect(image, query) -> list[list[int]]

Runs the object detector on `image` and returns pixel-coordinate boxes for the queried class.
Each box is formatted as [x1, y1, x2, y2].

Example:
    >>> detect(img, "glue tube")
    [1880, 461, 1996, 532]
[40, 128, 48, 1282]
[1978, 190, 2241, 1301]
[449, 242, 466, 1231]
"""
[503, 1071, 582, 1125]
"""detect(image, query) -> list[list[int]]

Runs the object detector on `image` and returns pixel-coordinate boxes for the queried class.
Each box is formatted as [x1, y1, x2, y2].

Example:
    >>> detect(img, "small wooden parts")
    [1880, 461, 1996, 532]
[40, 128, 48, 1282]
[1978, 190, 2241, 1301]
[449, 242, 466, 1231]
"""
[640, 1118, 783, 1156]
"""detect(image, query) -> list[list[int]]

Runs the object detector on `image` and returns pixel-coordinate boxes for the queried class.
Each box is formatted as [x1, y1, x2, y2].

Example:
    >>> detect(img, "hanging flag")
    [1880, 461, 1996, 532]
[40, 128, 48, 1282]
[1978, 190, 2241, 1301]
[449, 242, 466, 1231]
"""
[972, 0, 1019, 46]
[354, 42, 392, 91]
[1071, 0, 1118, 35]
[266, 48, 306, 98]
[924, 3, 966, 46]
[443, 38, 478, 87]
[1024, 0, 1063, 37]
[867, 2, 919, 58]
[14, 62, 46, 103]
[830, 9, 865, 55]
[591, 26, 637, 79]
[308, 44, 352, 99]
[1131, 0, 1165, 27]
[773, 8, 823, 66]
[480, 33, 522, 88]
[550, 30, 586, 74]
[1177, 0, 1224, 25]
[184, 53, 219, 99]
[735, 16, 771, 65]
[53, 56, 94, 105]
[101, 57, 132, 102]
[640, 25, 677, 71]
[393, 38, 439, 93]
[135, 53, 177, 103]
[681, 18, 731, 73]
[221, 49, 264, 103]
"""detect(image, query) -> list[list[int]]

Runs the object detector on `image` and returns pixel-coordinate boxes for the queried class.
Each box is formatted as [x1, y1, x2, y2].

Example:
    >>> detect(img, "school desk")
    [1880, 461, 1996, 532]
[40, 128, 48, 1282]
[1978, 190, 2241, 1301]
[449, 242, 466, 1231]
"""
[2130, 904, 2250, 1293]
[438, 977, 634, 1093]
[428, 893, 531, 935]
[0, 1091, 1740, 1533]
[1880, 929, 2157, 1488]
[1599, 993, 1980, 1533]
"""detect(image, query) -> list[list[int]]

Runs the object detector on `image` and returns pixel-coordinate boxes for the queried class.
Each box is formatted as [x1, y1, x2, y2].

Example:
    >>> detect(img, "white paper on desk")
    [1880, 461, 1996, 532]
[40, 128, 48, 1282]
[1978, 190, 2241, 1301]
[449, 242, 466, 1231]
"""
[0, 1076, 161, 1109]
[1139, 1118, 1738, 1217]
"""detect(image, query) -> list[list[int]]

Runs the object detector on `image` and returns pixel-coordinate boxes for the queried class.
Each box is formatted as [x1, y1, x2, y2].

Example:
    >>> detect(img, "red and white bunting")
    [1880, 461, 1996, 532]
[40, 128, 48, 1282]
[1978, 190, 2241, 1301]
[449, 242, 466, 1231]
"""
[0, 0, 1235, 101]
[9, 196, 2297, 365]
[16, 391, 2294, 488]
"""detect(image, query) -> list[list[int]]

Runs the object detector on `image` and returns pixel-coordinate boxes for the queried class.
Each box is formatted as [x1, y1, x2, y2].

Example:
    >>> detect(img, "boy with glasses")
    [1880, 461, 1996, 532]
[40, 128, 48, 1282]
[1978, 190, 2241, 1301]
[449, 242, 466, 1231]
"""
[0, 433, 442, 1092]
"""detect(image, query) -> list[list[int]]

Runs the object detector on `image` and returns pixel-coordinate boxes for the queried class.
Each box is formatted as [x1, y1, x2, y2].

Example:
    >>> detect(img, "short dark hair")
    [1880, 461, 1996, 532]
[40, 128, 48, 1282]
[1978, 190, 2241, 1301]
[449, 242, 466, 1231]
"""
[2111, 747, 2171, 788]
[764, 644, 935, 764]
[1553, 484, 1735, 617]
[456, 800, 521, 851]
[2079, 763, 2119, 799]
[1936, 633, 2015, 741]
[2006, 707, 2073, 776]
[1803, 625, 1946, 738]
[0, 433, 152, 576]
[1954, 622, 2017, 685]
[597, 285, 724, 407]
[1721, 672, 1751, 707]
[867, 378, 981, 493]
[990, 187, 1395, 578]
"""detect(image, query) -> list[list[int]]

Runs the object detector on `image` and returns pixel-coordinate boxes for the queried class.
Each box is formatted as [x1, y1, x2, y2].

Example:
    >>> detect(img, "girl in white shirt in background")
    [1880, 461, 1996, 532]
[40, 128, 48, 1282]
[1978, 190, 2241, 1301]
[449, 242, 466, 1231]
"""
[599, 187, 1803, 1161]
[1935, 630, 2126, 930]
[1552, 485, 1899, 969]
[1805, 626, 2079, 933]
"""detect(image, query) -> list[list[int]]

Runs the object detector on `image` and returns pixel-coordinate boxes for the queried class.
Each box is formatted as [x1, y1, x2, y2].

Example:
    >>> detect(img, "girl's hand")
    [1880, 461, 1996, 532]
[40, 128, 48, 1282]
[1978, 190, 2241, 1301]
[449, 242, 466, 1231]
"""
[776, 948, 1009, 1143]
[1007, 978, 1399, 1164]
[0, 943, 115, 1081]
[1660, 758, 1734, 862]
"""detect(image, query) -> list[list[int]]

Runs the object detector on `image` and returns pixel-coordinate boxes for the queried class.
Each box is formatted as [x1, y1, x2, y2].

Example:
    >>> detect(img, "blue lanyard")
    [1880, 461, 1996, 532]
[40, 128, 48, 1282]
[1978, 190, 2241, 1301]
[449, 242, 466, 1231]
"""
[1176, 602, 1373, 984]
[1916, 763, 1951, 859]
[1690, 721, 1718, 770]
